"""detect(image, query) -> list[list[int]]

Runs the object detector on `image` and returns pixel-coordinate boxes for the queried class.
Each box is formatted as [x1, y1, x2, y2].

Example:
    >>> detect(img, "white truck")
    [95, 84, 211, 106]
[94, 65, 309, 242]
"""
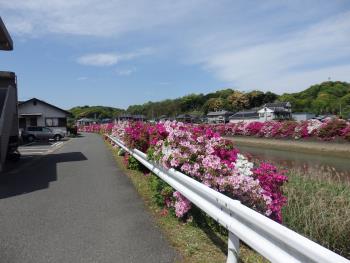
[0, 17, 20, 172]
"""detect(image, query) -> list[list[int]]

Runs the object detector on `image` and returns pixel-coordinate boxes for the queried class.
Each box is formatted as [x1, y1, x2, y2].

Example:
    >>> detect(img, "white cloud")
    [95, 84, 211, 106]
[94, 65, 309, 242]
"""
[77, 53, 119, 66]
[2, 0, 350, 95]
[0, 0, 206, 37]
[191, 11, 350, 93]
[77, 48, 152, 66]
[77, 76, 88, 81]
[115, 68, 136, 76]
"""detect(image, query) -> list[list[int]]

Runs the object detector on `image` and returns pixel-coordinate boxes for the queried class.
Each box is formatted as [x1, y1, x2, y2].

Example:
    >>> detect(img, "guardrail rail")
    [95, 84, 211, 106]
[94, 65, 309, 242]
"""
[106, 134, 349, 263]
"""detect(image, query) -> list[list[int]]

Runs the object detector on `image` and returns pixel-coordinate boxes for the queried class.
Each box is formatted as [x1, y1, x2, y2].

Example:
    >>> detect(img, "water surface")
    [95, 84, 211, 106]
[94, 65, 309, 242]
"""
[236, 144, 350, 182]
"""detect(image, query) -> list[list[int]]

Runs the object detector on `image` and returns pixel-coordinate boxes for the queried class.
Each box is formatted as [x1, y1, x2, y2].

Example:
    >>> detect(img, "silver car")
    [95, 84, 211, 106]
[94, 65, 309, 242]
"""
[22, 126, 64, 142]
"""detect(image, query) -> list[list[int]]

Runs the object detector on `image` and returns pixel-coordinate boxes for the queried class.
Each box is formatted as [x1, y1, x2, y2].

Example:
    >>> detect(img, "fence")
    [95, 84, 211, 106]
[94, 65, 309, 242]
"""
[106, 134, 349, 263]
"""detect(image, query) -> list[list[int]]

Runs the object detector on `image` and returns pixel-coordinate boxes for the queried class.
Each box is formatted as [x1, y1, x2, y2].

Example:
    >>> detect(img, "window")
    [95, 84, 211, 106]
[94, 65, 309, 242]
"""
[58, 118, 67, 127]
[30, 117, 37, 126]
[46, 118, 59, 127]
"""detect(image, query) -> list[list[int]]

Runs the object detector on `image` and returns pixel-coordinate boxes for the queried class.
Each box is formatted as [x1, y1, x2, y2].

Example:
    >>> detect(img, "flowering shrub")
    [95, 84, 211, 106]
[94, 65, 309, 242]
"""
[196, 118, 350, 141]
[318, 118, 347, 141]
[146, 121, 286, 222]
[85, 121, 288, 223]
[341, 125, 350, 142]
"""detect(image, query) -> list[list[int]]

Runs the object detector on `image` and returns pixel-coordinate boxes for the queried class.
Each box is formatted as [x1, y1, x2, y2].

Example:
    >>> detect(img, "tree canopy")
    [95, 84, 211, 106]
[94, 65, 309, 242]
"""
[69, 81, 350, 120]
[279, 81, 350, 116]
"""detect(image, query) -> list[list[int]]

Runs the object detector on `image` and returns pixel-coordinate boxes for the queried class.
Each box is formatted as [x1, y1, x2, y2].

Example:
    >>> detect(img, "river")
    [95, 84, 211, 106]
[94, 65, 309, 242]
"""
[235, 144, 350, 183]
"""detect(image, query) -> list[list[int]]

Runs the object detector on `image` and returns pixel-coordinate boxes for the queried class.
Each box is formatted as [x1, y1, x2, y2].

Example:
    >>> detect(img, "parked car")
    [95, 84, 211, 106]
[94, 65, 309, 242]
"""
[22, 126, 65, 142]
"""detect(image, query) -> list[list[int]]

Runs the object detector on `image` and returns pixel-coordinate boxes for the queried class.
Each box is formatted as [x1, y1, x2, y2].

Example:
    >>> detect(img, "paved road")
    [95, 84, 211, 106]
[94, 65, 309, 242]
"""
[19, 141, 65, 156]
[0, 133, 179, 263]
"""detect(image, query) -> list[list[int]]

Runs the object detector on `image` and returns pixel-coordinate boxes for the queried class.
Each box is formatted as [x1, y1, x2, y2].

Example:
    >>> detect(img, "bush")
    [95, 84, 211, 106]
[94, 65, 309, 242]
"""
[318, 119, 347, 140]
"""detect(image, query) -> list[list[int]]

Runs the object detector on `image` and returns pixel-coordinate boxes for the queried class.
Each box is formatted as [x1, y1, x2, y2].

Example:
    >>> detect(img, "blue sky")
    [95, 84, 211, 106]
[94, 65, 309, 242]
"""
[1, 0, 350, 110]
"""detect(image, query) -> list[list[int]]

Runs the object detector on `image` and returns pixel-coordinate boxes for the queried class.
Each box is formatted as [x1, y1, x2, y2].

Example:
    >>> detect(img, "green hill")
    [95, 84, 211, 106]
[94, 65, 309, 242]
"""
[69, 81, 350, 120]
[127, 89, 278, 119]
[279, 81, 350, 116]
[69, 105, 125, 120]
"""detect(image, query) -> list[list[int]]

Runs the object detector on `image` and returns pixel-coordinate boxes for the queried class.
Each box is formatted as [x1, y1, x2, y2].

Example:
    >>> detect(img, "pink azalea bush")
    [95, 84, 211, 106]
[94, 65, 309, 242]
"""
[206, 118, 350, 141]
[146, 121, 286, 222]
[84, 121, 288, 223]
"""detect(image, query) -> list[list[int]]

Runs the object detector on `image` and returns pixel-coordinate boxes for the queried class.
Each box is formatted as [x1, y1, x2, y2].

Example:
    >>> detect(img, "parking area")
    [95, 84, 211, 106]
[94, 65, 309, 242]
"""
[18, 140, 67, 157]
[2, 139, 70, 174]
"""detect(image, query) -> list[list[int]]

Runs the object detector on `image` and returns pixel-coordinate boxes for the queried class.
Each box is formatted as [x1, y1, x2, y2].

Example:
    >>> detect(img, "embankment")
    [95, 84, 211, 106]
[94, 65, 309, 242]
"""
[225, 136, 350, 158]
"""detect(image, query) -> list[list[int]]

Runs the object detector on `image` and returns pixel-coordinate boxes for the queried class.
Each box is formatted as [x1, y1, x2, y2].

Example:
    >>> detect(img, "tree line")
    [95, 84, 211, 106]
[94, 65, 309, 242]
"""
[69, 81, 350, 120]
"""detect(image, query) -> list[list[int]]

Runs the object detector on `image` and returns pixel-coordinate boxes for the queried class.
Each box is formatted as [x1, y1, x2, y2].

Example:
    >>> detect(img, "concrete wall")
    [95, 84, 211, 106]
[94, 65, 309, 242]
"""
[229, 118, 261, 124]
[292, 113, 315, 121]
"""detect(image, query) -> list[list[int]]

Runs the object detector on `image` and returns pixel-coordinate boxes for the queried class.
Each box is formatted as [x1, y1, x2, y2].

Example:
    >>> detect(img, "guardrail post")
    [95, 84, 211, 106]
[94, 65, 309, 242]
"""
[227, 231, 239, 263]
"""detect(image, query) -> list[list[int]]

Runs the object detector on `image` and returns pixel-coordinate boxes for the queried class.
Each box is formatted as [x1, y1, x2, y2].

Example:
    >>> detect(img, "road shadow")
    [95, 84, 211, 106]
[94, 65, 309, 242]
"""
[0, 152, 87, 199]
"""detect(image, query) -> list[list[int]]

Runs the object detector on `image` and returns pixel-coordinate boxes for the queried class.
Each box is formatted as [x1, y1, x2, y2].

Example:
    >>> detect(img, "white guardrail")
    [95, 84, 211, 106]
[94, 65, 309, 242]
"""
[106, 134, 349, 263]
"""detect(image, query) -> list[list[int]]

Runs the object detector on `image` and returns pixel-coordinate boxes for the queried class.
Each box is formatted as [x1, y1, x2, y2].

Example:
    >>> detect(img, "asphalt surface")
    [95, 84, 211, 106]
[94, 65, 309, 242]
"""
[0, 133, 179, 263]
[18, 141, 65, 156]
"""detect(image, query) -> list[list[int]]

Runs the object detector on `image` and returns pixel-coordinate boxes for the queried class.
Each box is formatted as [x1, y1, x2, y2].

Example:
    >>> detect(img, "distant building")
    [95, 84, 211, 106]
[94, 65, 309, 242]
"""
[18, 98, 70, 134]
[100, 118, 112, 124]
[257, 102, 292, 121]
[116, 113, 147, 122]
[133, 114, 146, 121]
[76, 118, 96, 126]
[176, 114, 196, 123]
[207, 110, 233, 123]
[229, 109, 260, 123]
[292, 112, 316, 121]
[117, 113, 133, 122]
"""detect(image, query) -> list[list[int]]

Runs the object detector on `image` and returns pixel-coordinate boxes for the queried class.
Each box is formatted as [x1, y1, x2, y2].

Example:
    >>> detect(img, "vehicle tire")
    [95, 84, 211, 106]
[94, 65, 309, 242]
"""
[27, 135, 35, 142]
[54, 134, 62, 141]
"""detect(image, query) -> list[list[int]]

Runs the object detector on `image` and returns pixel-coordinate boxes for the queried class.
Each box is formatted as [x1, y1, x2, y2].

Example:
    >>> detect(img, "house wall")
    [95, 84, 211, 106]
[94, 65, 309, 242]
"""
[19, 101, 68, 134]
[292, 113, 315, 121]
[207, 115, 229, 123]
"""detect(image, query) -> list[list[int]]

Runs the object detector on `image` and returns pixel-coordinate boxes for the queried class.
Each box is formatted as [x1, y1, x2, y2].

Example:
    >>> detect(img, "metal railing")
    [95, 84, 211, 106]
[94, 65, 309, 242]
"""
[106, 134, 349, 263]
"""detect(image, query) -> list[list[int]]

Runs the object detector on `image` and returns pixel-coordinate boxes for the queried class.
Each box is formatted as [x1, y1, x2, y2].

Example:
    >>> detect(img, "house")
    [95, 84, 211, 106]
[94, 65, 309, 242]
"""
[257, 102, 292, 121]
[101, 118, 112, 124]
[207, 110, 233, 123]
[292, 112, 316, 121]
[117, 113, 133, 122]
[133, 114, 146, 121]
[76, 118, 96, 126]
[229, 109, 260, 123]
[176, 114, 195, 123]
[18, 98, 71, 134]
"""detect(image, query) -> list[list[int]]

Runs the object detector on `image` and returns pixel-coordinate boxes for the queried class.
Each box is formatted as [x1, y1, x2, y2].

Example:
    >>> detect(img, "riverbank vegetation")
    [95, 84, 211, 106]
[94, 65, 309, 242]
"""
[211, 118, 350, 142]
[108, 143, 266, 262]
[283, 170, 350, 258]
[106, 140, 350, 261]
[83, 121, 349, 260]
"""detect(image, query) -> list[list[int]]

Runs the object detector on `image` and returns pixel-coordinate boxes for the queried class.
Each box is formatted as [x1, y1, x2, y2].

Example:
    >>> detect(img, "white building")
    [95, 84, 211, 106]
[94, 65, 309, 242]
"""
[257, 102, 292, 121]
[18, 98, 70, 134]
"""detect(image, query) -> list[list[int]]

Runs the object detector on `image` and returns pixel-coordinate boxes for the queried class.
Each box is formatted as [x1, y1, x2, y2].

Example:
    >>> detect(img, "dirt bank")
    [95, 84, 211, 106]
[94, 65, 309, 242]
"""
[225, 136, 350, 159]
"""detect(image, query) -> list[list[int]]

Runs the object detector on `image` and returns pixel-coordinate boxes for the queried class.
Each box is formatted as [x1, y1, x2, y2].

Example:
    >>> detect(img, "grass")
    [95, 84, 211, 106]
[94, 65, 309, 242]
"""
[106, 142, 266, 263]
[282, 170, 350, 259]
[106, 139, 350, 261]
